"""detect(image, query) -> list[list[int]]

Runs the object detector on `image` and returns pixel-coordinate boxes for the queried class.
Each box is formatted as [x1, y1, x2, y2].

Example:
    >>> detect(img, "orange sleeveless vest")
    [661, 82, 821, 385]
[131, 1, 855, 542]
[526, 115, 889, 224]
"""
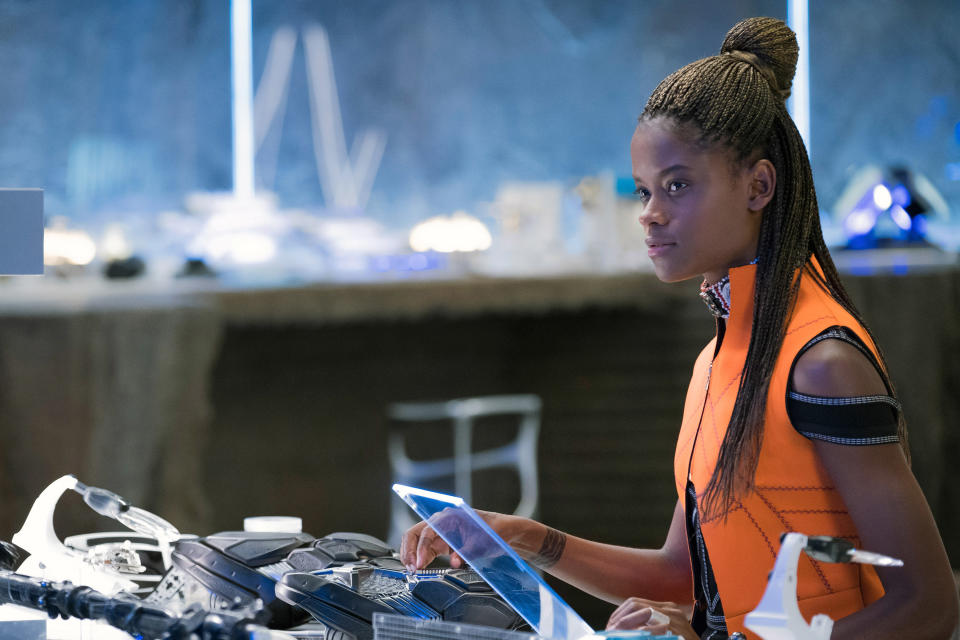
[673, 259, 885, 636]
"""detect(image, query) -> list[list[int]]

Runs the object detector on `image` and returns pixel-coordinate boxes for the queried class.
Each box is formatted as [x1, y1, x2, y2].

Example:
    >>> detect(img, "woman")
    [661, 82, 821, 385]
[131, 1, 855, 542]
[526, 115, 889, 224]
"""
[401, 17, 958, 639]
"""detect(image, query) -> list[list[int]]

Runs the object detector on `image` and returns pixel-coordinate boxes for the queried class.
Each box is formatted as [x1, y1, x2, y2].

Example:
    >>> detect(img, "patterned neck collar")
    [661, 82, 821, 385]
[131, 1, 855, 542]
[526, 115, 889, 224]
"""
[699, 276, 732, 318]
[698, 259, 758, 319]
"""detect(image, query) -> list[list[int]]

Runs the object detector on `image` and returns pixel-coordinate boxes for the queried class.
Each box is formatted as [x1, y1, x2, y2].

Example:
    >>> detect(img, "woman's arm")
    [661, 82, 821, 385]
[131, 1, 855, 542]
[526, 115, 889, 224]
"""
[400, 499, 693, 605]
[818, 441, 958, 639]
[549, 498, 693, 604]
[793, 340, 959, 639]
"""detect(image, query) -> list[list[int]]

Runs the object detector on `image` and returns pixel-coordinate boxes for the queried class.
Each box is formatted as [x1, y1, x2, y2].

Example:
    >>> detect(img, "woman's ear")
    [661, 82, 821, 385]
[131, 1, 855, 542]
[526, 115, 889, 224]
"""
[747, 159, 776, 212]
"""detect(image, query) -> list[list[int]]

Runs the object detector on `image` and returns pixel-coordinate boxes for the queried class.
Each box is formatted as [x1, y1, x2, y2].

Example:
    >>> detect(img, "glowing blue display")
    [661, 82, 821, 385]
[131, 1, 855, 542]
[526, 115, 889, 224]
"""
[392, 484, 594, 640]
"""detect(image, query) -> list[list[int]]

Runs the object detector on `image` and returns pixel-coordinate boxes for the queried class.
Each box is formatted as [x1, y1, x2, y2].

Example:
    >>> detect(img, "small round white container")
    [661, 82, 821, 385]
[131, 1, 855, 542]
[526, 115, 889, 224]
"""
[243, 516, 303, 533]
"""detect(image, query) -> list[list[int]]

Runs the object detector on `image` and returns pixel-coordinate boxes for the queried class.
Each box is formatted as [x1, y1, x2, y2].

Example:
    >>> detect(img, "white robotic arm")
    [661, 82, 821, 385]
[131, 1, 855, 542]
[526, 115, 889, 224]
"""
[745, 532, 902, 640]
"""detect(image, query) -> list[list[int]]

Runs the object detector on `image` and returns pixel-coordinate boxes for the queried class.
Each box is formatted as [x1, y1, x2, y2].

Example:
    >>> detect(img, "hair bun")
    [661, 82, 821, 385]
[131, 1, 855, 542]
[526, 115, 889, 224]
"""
[720, 17, 798, 100]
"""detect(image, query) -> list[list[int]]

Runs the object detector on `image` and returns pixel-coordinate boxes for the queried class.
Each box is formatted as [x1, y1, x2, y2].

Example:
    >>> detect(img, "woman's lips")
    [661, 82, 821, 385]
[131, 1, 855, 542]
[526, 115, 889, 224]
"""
[646, 241, 676, 257]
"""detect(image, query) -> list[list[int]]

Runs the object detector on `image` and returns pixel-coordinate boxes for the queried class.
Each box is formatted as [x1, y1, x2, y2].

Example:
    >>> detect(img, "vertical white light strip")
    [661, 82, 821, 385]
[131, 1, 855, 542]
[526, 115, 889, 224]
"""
[304, 26, 354, 208]
[787, 0, 811, 158]
[231, 0, 255, 200]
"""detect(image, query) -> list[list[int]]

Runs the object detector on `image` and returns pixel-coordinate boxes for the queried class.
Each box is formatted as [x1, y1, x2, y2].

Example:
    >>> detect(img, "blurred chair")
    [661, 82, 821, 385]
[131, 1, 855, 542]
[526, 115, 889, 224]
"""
[386, 394, 541, 547]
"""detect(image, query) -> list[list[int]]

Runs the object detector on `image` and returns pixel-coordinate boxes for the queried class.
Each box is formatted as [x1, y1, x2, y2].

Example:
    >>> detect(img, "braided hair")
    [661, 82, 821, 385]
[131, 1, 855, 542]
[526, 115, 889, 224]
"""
[640, 17, 908, 518]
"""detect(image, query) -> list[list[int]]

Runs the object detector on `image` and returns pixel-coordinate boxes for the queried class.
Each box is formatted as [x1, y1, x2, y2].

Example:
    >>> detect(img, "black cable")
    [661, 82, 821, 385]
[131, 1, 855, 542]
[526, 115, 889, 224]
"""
[0, 569, 277, 640]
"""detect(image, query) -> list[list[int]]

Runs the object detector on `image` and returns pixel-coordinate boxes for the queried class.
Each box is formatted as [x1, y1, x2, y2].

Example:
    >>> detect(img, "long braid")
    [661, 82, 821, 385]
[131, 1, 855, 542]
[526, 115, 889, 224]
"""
[640, 17, 908, 518]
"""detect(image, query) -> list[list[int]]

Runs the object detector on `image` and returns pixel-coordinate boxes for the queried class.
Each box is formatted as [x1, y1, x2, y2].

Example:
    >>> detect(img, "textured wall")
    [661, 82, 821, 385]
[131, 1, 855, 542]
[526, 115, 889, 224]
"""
[0, 0, 956, 233]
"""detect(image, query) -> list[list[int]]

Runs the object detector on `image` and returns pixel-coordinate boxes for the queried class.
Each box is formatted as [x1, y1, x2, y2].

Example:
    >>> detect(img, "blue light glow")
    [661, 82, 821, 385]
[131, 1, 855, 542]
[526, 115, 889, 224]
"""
[409, 253, 429, 270]
[913, 215, 928, 237]
[368, 252, 445, 273]
[872, 184, 892, 210]
[844, 208, 877, 236]
[890, 184, 911, 207]
[889, 205, 912, 231]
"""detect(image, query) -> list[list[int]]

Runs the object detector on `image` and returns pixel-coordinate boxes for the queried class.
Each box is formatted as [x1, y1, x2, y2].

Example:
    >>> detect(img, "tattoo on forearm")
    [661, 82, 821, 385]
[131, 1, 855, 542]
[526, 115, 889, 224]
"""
[531, 527, 566, 569]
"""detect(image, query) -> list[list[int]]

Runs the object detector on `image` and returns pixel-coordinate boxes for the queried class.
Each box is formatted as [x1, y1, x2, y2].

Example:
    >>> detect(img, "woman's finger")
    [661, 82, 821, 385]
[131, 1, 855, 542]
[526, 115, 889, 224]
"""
[645, 609, 670, 627]
[399, 521, 427, 569]
[415, 524, 450, 568]
[607, 597, 652, 628]
[607, 606, 654, 630]
[607, 597, 631, 625]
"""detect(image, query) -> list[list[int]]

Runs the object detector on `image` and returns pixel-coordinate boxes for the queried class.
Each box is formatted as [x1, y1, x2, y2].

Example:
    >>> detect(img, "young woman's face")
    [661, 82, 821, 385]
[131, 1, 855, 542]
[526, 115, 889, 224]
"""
[630, 118, 765, 284]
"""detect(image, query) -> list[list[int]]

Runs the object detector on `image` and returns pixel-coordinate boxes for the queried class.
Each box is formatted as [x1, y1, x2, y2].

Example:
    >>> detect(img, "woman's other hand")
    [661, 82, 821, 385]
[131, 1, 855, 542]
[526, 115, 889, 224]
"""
[399, 509, 532, 571]
[606, 597, 698, 640]
[399, 514, 463, 571]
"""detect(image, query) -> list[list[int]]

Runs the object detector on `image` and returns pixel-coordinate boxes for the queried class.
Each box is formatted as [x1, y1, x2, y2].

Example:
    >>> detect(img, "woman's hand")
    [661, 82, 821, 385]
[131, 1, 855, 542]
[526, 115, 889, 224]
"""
[606, 597, 698, 640]
[399, 509, 533, 571]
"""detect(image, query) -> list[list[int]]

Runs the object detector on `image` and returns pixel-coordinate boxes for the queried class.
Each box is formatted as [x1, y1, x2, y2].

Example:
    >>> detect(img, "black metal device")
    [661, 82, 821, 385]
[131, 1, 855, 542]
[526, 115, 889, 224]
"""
[143, 530, 525, 639]
[0, 569, 276, 640]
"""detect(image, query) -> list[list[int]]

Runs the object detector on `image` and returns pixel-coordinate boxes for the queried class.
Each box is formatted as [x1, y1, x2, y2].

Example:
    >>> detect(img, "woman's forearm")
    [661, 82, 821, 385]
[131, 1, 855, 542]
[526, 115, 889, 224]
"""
[548, 533, 693, 604]
[503, 502, 693, 605]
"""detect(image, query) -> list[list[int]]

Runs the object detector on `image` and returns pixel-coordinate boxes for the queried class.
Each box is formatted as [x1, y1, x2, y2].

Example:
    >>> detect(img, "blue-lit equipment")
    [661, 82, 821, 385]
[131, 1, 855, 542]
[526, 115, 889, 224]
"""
[834, 165, 950, 249]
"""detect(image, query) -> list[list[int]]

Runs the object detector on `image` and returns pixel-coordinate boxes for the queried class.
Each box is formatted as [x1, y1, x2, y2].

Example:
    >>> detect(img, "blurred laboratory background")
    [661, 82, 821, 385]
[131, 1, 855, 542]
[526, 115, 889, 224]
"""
[0, 0, 957, 626]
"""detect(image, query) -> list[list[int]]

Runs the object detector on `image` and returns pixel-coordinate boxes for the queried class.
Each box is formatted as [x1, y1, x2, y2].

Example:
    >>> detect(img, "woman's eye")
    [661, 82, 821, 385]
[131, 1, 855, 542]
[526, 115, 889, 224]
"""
[633, 187, 650, 203]
[668, 181, 687, 193]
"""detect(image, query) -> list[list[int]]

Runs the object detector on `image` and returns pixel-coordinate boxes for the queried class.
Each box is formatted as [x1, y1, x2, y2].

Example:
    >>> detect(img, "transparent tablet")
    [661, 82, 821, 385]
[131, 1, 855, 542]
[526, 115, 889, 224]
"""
[392, 484, 594, 640]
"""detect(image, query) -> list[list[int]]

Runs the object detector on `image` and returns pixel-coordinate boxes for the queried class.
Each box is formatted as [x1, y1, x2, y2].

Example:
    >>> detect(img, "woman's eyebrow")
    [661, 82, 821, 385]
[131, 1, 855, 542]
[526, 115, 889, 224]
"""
[633, 164, 693, 184]
[658, 164, 692, 177]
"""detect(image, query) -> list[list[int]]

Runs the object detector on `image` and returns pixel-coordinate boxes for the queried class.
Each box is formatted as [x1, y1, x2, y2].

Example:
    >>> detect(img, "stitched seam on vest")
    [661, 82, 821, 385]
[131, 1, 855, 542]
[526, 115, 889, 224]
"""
[714, 372, 742, 404]
[701, 502, 743, 525]
[785, 314, 834, 336]
[699, 418, 710, 469]
[678, 372, 711, 458]
[756, 490, 833, 593]
[702, 372, 742, 456]
[755, 491, 792, 530]
[779, 508, 849, 514]
[708, 395, 722, 449]
[678, 427, 697, 463]
[738, 503, 777, 559]
[807, 558, 833, 594]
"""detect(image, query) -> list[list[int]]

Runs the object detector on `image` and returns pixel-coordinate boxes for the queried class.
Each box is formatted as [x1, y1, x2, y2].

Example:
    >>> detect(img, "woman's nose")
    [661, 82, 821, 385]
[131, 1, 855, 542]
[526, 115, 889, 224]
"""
[638, 196, 668, 228]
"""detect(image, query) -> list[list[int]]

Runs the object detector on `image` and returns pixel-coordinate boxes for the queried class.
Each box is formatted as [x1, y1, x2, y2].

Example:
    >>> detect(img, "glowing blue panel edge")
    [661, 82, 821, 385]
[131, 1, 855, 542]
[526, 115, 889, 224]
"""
[392, 483, 594, 640]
